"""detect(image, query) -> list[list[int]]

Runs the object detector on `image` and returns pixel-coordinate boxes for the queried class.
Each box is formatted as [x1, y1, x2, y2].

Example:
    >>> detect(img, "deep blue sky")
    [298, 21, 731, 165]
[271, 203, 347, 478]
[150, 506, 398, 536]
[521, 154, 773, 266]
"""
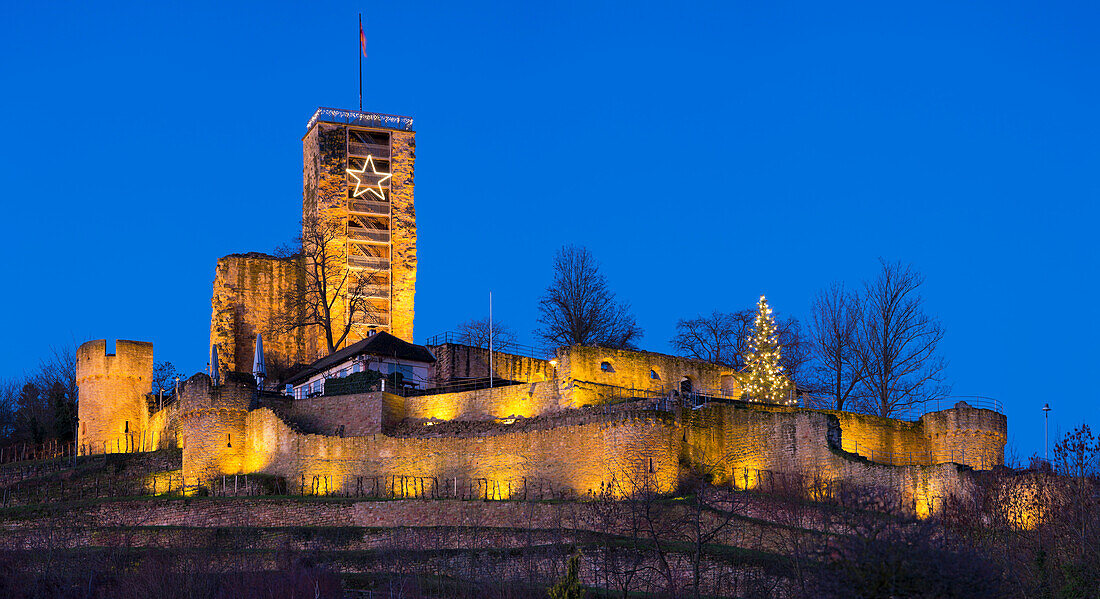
[1, 1, 1095, 459]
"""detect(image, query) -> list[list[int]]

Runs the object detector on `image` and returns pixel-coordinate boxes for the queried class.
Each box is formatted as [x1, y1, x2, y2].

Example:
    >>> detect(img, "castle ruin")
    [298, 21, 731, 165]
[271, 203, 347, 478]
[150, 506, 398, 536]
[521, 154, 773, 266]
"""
[77, 106, 1008, 516]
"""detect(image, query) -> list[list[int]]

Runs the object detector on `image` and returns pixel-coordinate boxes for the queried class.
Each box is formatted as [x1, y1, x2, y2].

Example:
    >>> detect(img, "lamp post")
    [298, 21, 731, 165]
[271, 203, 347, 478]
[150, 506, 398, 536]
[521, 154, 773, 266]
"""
[1042, 403, 1052, 463]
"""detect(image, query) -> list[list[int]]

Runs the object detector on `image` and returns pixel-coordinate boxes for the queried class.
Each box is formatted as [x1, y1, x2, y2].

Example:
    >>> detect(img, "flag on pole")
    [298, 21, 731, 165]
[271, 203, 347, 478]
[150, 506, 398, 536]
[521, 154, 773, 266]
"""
[360, 19, 367, 57]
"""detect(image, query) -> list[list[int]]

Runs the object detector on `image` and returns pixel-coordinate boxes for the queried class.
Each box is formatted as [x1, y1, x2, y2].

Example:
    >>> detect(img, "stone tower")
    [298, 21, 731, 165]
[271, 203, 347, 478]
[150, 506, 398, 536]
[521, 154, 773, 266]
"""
[178, 372, 254, 485]
[302, 108, 417, 344]
[76, 339, 154, 454]
[209, 107, 416, 372]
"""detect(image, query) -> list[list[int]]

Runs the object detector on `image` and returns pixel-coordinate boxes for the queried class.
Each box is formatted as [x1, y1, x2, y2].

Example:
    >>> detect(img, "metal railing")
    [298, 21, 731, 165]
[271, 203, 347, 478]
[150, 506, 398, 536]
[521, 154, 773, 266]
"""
[348, 255, 390, 270]
[347, 141, 391, 158]
[893, 395, 1004, 421]
[0, 440, 76, 464]
[306, 107, 415, 132]
[838, 440, 1000, 470]
[403, 377, 519, 397]
[680, 386, 799, 409]
[423, 332, 553, 360]
[348, 228, 390, 242]
[349, 284, 390, 299]
[349, 199, 391, 216]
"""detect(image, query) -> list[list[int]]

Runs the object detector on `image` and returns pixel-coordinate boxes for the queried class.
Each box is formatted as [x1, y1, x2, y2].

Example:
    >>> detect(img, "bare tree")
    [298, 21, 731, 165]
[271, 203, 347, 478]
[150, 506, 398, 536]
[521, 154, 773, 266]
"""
[456, 317, 517, 349]
[809, 283, 863, 410]
[29, 343, 78, 409]
[670, 310, 750, 367]
[0, 377, 19, 442]
[671, 310, 807, 384]
[535, 245, 643, 349]
[853, 260, 948, 417]
[776, 316, 811, 387]
[1048, 425, 1100, 592]
[275, 213, 385, 355]
[151, 361, 179, 396]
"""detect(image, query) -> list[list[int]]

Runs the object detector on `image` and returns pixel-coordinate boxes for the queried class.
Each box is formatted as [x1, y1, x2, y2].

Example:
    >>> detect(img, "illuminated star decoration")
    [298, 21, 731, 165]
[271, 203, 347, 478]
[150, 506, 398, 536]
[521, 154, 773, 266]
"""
[346, 155, 392, 201]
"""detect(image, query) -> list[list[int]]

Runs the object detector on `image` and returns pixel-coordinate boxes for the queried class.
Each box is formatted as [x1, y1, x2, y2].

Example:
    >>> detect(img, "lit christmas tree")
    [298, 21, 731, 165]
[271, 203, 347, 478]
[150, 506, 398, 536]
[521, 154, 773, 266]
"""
[742, 295, 794, 405]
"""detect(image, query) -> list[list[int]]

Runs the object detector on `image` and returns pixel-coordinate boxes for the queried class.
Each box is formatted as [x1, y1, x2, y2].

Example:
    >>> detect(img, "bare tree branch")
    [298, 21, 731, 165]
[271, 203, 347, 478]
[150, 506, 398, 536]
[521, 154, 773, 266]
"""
[456, 317, 517, 349]
[274, 213, 386, 356]
[535, 245, 643, 349]
[809, 282, 863, 410]
[853, 260, 949, 417]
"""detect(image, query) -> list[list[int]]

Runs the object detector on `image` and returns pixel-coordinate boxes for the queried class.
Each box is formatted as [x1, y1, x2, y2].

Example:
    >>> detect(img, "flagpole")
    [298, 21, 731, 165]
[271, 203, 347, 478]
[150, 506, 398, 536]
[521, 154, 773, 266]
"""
[359, 13, 363, 111]
[489, 291, 493, 389]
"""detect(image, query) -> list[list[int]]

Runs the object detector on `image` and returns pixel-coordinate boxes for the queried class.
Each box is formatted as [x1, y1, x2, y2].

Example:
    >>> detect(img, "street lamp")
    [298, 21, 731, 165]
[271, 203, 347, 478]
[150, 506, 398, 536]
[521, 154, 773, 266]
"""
[1042, 403, 1052, 463]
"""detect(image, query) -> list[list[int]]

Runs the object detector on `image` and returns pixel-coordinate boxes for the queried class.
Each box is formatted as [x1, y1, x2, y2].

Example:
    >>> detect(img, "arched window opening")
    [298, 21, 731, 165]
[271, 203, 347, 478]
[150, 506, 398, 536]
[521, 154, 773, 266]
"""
[600, 361, 614, 373]
[650, 369, 660, 380]
[124, 421, 129, 434]
[227, 433, 232, 448]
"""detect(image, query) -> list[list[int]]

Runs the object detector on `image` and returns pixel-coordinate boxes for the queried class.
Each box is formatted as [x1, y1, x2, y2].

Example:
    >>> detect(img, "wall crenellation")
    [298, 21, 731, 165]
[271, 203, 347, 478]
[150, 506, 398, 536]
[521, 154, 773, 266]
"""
[76, 339, 154, 455]
[78, 336, 1007, 516]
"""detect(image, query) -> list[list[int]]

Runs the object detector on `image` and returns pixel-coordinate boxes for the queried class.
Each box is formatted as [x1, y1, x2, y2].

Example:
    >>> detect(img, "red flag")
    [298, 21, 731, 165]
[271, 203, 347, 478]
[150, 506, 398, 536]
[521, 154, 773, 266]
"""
[360, 22, 367, 57]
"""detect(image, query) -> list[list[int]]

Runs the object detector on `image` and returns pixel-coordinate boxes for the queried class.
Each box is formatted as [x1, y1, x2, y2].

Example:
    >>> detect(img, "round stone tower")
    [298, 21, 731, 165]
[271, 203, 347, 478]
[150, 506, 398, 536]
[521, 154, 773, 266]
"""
[178, 371, 254, 487]
[76, 339, 154, 454]
[921, 401, 1008, 469]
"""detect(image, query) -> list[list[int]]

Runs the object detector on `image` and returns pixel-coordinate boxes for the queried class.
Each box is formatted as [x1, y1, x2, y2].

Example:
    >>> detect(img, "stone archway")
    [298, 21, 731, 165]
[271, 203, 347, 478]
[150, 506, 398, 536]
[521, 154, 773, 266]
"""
[680, 377, 693, 394]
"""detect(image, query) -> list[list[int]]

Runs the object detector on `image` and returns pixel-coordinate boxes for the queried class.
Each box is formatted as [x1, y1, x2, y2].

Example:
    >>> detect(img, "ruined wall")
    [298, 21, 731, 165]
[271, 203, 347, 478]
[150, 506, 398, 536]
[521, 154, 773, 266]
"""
[146, 400, 181, 451]
[179, 373, 254, 484]
[403, 381, 561, 421]
[828, 410, 928, 459]
[275, 392, 395, 436]
[680, 404, 978, 515]
[209, 253, 322, 372]
[244, 408, 680, 498]
[76, 340, 154, 454]
[921, 403, 1007, 469]
[427, 344, 552, 385]
[389, 130, 416, 342]
[557, 346, 739, 407]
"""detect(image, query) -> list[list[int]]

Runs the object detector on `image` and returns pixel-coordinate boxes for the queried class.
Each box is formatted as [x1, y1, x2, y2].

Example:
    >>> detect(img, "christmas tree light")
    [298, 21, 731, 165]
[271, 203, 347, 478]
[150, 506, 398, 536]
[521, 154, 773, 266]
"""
[742, 295, 793, 405]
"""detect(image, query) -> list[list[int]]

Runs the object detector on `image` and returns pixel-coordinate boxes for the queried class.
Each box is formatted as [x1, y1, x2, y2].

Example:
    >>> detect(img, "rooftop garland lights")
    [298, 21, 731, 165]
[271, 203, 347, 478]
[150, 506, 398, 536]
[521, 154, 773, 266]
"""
[742, 295, 794, 405]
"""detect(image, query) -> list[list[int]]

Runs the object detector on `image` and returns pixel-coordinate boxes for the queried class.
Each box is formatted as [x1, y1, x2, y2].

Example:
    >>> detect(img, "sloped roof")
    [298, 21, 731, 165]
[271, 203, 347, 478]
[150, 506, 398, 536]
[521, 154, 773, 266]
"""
[285, 331, 436, 385]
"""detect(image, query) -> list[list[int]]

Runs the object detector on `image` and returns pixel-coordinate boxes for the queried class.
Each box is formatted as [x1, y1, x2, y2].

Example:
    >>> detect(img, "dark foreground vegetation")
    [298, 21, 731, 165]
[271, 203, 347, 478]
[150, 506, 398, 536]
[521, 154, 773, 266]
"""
[0, 426, 1094, 599]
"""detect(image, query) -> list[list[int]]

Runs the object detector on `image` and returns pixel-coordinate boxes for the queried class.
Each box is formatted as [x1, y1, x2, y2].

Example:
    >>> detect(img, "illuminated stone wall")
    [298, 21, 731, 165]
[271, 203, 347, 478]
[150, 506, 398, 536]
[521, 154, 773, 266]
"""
[273, 392, 400, 436]
[828, 410, 928, 459]
[427, 344, 553, 385]
[680, 404, 980, 514]
[403, 381, 561, 421]
[389, 130, 416, 342]
[556, 346, 740, 407]
[921, 402, 1007, 469]
[76, 339, 154, 454]
[244, 408, 680, 498]
[209, 252, 322, 372]
[179, 372, 254, 484]
[146, 400, 181, 451]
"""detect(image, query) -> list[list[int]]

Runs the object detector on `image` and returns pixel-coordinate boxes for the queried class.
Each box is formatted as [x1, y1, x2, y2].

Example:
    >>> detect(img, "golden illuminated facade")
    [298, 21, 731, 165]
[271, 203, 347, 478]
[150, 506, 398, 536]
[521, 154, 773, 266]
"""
[210, 108, 417, 372]
[302, 108, 417, 344]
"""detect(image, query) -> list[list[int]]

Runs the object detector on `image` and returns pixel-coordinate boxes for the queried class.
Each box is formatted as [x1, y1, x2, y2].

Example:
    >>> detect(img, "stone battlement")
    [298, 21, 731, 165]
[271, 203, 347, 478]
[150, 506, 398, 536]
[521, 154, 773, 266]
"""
[76, 339, 154, 383]
[76, 340, 154, 454]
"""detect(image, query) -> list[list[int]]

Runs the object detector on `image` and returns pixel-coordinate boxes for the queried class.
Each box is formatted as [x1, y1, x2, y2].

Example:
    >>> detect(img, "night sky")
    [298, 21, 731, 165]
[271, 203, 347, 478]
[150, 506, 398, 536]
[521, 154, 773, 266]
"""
[1, 1, 1096, 459]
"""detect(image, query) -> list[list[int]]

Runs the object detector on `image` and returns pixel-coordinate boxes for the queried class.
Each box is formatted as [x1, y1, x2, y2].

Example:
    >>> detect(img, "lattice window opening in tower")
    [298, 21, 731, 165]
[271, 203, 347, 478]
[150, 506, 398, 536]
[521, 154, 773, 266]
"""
[345, 159, 392, 204]
[347, 128, 392, 160]
[348, 271, 391, 300]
